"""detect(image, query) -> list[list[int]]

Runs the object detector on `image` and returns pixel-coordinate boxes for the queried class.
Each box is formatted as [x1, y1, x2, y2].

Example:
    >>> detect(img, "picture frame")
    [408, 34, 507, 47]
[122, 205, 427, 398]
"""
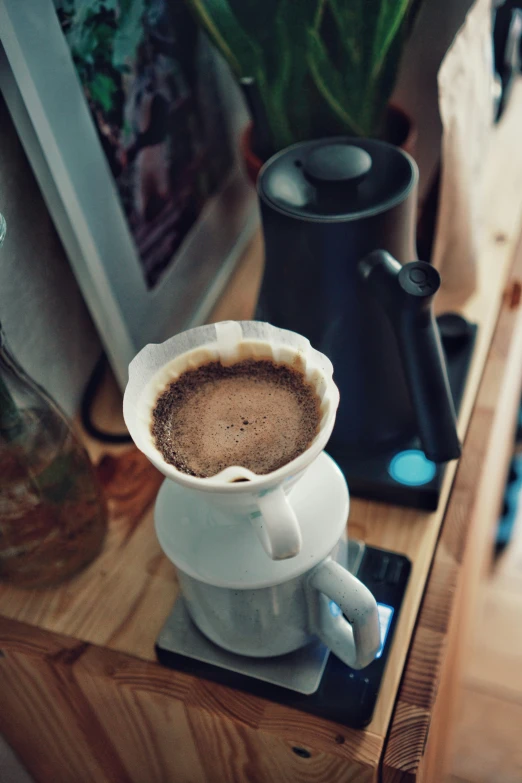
[0, 0, 258, 387]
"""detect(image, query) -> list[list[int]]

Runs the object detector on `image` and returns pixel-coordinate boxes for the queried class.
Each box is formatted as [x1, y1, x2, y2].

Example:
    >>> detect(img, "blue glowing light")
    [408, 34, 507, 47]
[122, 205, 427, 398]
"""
[388, 449, 436, 486]
[329, 601, 342, 617]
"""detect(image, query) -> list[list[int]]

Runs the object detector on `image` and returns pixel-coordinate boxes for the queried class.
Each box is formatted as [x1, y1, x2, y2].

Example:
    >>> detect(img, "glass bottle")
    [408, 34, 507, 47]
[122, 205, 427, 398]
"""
[0, 214, 107, 587]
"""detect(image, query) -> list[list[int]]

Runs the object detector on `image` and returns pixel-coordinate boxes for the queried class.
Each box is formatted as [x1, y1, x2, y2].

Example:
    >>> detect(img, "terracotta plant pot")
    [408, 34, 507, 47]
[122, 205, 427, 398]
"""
[385, 103, 418, 157]
[240, 104, 417, 186]
[239, 123, 264, 185]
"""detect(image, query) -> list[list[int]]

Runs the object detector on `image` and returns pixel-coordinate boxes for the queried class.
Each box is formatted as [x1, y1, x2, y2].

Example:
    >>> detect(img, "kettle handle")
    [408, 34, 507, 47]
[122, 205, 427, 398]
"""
[359, 250, 461, 463]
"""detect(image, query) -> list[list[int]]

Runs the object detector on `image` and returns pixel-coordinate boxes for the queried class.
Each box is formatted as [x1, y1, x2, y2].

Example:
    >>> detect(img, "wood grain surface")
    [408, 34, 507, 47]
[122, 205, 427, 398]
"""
[382, 232, 522, 782]
[1, 84, 522, 783]
[448, 497, 522, 783]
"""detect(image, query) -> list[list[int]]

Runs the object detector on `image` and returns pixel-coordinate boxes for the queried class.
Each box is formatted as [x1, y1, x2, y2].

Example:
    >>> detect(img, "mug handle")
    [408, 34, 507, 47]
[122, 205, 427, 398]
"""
[250, 486, 303, 560]
[308, 559, 381, 669]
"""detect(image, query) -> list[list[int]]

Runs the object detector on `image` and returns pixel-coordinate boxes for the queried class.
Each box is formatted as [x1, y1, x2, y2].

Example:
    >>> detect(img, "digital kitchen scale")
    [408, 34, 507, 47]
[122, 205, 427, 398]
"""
[331, 314, 478, 510]
[156, 541, 411, 729]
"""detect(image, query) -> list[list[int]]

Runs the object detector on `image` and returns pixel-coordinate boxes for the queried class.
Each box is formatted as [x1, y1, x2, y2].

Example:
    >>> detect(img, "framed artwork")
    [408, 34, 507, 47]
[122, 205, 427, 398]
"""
[0, 0, 258, 386]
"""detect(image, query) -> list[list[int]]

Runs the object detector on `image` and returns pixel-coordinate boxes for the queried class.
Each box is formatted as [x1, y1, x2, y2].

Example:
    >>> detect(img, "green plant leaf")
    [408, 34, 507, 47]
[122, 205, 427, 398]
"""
[370, 19, 407, 135]
[328, 0, 364, 68]
[269, 0, 319, 144]
[307, 28, 364, 136]
[184, 0, 264, 78]
[370, 0, 410, 79]
[228, 0, 279, 80]
[406, 0, 425, 35]
[184, 0, 424, 145]
[184, 0, 321, 150]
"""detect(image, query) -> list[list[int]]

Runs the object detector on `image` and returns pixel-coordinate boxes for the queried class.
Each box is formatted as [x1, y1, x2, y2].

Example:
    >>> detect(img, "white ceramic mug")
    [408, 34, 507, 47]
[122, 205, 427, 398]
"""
[123, 321, 340, 561]
[174, 535, 380, 669]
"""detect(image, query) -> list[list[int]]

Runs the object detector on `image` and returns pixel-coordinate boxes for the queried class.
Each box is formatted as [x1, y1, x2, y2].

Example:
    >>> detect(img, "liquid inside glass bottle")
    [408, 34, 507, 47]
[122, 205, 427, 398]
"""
[0, 214, 107, 587]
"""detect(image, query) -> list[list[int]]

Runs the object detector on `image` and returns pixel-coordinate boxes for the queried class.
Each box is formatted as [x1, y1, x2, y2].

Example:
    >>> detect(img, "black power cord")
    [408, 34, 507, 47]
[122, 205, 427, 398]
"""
[80, 353, 132, 444]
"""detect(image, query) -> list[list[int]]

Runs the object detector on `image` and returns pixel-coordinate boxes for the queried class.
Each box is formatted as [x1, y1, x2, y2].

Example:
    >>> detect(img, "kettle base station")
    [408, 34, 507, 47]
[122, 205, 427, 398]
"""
[331, 314, 477, 510]
[156, 539, 410, 729]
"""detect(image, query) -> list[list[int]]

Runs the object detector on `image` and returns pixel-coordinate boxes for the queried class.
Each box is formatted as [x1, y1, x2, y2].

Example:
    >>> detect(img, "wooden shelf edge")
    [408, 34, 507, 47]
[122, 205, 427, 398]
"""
[382, 233, 522, 782]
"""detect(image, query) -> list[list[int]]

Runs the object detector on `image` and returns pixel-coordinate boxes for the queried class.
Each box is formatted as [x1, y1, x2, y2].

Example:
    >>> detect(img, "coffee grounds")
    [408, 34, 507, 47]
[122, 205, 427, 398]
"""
[151, 358, 321, 477]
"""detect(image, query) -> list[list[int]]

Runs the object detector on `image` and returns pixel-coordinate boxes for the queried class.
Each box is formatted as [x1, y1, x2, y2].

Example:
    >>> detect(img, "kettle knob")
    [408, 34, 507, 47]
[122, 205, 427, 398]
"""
[304, 144, 372, 188]
[398, 262, 440, 299]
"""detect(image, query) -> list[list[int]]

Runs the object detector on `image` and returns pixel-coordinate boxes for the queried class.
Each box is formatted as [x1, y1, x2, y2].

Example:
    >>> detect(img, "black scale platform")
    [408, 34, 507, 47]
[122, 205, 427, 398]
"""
[157, 542, 411, 729]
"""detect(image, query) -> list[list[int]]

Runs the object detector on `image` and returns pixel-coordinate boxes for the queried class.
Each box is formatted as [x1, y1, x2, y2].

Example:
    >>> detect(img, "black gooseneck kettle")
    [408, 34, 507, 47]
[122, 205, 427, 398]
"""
[256, 138, 461, 464]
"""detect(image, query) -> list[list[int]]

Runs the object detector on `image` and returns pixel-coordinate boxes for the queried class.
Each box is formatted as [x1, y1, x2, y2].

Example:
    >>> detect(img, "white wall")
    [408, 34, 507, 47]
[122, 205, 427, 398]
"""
[0, 93, 100, 417]
[393, 0, 476, 198]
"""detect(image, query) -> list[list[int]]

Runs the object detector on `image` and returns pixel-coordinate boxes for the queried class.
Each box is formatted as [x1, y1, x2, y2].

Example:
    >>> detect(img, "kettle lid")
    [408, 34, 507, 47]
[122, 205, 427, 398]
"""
[257, 137, 417, 222]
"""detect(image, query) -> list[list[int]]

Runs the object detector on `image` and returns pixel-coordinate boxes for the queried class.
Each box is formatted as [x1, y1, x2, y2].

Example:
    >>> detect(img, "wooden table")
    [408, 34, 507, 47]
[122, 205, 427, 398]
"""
[2, 90, 522, 782]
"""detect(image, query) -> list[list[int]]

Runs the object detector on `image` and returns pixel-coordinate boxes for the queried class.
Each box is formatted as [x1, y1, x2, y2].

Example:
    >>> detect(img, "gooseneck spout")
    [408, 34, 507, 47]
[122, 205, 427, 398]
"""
[359, 250, 461, 463]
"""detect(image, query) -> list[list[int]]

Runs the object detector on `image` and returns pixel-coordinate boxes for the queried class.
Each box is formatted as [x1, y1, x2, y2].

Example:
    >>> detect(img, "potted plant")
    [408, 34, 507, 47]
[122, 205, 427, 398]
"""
[184, 0, 423, 180]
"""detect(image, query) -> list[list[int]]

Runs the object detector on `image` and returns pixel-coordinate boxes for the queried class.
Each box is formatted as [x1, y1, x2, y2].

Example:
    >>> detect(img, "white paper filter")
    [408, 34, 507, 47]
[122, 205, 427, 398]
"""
[123, 320, 339, 484]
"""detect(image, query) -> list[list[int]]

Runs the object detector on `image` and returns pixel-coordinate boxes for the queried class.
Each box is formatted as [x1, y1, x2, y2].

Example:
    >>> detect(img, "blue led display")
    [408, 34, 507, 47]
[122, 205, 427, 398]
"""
[329, 600, 342, 617]
[388, 449, 436, 486]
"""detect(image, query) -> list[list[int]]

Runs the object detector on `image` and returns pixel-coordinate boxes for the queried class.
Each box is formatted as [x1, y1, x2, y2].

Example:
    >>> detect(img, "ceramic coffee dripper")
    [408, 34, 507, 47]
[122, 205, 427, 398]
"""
[123, 320, 340, 561]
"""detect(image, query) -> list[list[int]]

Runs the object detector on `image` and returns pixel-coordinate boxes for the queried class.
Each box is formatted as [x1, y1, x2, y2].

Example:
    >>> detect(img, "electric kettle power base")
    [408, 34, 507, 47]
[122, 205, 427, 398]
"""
[156, 539, 410, 729]
[333, 316, 477, 511]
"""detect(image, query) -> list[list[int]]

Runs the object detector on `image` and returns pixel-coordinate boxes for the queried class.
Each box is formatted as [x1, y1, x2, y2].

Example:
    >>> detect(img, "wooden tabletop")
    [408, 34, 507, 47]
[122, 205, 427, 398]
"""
[1, 86, 522, 783]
